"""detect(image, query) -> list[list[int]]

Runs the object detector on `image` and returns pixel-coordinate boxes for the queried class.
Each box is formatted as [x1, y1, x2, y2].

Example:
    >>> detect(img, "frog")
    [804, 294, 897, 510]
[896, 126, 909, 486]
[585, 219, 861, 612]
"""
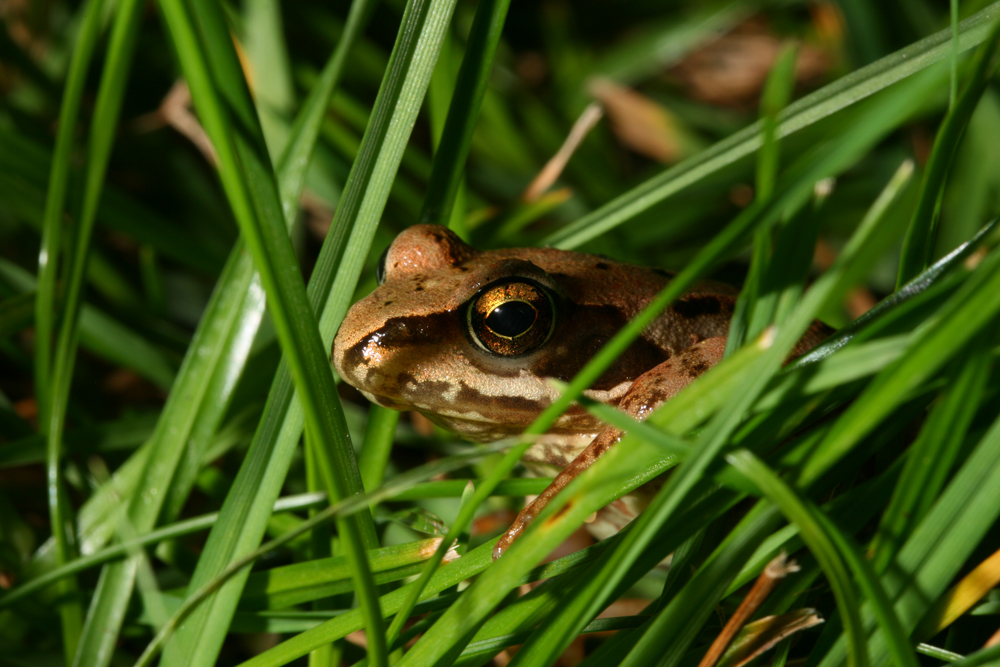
[332, 224, 828, 559]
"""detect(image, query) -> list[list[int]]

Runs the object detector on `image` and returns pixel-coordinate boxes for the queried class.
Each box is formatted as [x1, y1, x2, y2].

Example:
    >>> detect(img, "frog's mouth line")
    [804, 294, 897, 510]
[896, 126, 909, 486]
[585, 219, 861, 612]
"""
[360, 388, 604, 444]
[363, 389, 513, 426]
[360, 390, 416, 413]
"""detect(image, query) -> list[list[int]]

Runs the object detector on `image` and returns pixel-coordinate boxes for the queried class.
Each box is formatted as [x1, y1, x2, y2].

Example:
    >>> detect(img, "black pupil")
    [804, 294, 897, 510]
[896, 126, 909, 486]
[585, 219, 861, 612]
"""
[485, 301, 537, 338]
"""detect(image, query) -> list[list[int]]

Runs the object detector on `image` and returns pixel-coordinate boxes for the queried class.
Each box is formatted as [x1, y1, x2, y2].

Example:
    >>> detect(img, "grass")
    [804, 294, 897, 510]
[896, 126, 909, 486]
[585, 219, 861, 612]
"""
[2, 0, 1000, 665]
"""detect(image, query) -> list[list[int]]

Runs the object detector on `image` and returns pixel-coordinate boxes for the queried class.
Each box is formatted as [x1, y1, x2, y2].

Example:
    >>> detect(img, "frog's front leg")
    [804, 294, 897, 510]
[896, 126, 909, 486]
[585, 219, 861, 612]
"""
[493, 337, 727, 560]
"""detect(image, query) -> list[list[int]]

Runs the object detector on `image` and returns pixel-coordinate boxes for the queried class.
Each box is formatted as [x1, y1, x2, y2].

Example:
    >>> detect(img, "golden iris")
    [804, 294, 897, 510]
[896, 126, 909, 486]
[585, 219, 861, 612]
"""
[468, 280, 554, 356]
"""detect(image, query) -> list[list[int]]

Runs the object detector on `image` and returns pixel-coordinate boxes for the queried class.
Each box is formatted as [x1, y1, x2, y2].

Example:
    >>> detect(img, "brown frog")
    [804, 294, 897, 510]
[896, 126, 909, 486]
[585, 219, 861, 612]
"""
[332, 225, 827, 558]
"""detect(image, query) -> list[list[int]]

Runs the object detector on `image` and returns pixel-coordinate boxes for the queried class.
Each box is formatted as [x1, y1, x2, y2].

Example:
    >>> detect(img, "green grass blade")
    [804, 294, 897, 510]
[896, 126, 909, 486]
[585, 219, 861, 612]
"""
[951, 0, 961, 108]
[156, 0, 462, 663]
[32, 0, 110, 656]
[869, 338, 990, 573]
[302, 427, 337, 667]
[358, 406, 400, 493]
[244, 0, 295, 154]
[728, 451, 916, 667]
[543, 2, 1000, 250]
[70, 253, 261, 667]
[792, 216, 1000, 368]
[816, 409, 1000, 667]
[617, 503, 783, 667]
[237, 494, 735, 667]
[62, 11, 282, 655]
[0, 493, 323, 609]
[418, 0, 511, 228]
[947, 644, 1000, 667]
[241, 538, 443, 610]
[389, 477, 552, 500]
[136, 438, 526, 666]
[34, 0, 107, 427]
[799, 243, 1000, 487]
[40, 0, 144, 661]
[813, 510, 920, 667]
[65, 35, 283, 661]
[157, 285, 269, 524]
[916, 643, 964, 662]
[726, 42, 798, 356]
[274, 0, 372, 221]
[897, 14, 1000, 286]
[155, 0, 387, 662]
[756, 43, 797, 203]
[50, 0, 144, 484]
[755, 335, 911, 412]
[3, 462, 544, 612]
[237, 540, 497, 667]
[154, 1, 378, 661]
[460, 616, 648, 662]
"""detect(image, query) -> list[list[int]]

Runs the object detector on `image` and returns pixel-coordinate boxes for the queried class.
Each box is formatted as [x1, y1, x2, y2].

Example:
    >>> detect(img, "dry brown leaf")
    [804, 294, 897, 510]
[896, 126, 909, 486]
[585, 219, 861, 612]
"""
[670, 19, 831, 108]
[589, 78, 697, 164]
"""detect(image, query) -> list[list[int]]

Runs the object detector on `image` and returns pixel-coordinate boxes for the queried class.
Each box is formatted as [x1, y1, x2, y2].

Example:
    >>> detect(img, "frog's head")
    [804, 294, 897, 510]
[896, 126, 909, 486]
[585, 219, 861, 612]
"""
[332, 225, 665, 441]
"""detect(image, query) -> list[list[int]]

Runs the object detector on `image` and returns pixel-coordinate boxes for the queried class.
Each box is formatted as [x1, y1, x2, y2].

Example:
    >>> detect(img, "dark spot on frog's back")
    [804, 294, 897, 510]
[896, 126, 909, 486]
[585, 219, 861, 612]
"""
[595, 262, 609, 270]
[681, 358, 709, 378]
[673, 295, 727, 319]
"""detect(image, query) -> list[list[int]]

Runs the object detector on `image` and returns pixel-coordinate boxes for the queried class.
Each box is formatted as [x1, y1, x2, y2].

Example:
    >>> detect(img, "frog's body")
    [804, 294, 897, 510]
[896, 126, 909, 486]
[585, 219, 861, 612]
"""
[332, 225, 828, 557]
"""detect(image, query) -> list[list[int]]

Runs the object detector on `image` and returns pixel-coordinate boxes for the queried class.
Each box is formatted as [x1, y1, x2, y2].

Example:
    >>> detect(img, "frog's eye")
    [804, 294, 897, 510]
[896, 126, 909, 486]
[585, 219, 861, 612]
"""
[376, 246, 390, 285]
[468, 280, 555, 356]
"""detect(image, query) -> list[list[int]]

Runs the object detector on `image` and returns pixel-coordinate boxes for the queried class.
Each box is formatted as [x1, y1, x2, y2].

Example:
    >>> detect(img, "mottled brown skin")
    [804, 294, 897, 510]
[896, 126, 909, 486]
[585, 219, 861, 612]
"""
[332, 225, 829, 560]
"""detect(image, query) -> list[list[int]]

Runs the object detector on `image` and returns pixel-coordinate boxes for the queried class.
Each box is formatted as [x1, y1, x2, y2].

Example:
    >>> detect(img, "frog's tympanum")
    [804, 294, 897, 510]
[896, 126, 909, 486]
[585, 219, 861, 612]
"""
[332, 225, 828, 559]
